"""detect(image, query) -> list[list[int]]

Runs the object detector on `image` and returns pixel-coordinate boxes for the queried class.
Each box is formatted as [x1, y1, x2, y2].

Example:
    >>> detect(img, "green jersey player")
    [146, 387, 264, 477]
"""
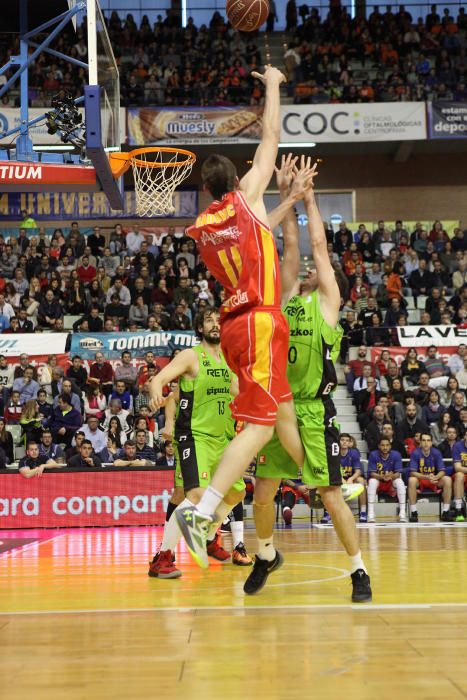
[244, 155, 372, 603]
[148, 307, 252, 579]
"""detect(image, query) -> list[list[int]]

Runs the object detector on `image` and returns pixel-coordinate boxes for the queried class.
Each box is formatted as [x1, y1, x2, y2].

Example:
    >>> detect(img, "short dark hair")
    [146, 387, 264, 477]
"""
[72, 355, 81, 361]
[41, 428, 52, 436]
[420, 432, 432, 440]
[80, 439, 93, 448]
[58, 392, 71, 405]
[201, 154, 237, 199]
[378, 437, 391, 445]
[340, 433, 352, 439]
[125, 439, 136, 448]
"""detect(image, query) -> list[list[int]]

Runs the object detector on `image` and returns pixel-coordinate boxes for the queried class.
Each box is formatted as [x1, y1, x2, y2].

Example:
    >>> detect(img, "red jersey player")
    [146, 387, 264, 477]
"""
[151, 66, 315, 569]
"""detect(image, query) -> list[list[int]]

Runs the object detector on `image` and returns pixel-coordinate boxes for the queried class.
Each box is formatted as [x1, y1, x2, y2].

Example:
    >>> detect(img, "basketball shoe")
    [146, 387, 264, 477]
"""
[207, 533, 231, 562]
[351, 569, 372, 603]
[342, 483, 364, 502]
[148, 550, 181, 579]
[175, 506, 213, 569]
[243, 551, 284, 595]
[282, 507, 293, 526]
[232, 542, 253, 566]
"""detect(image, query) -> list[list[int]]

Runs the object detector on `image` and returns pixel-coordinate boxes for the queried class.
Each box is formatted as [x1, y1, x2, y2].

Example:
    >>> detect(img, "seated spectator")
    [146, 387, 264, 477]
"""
[53, 378, 82, 414]
[455, 356, 467, 390]
[102, 399, 131, 435]
[452, 436, 467, 521]
[367, 437, 407, 523]
[365, 314, 391, 346]
[355, 376, 384, 428]
[381, 421, 407, 458]
[357, 297, 381, 328]
[68, 439, 103, 468]
[365, 404, 389, 451]
[49, 393, 82, 447]
[0, 416, 13, 462]
[76, 255, 97, 285]
[408, 432, 453, 522]
[83, 384, 106, 421]
[72, 306, 104, 332]
[113, 439, 150, 467]
[424, 345, 450, 382]
[156, 441, 176, 468]
[4, 390, 23, 423]
[170, 302, 192, 330]
[134, 428, 157, 462]
[39, 428, 65, 463]
[106, 276, 131, 306]
[280, 478, 312, 526]
[65, 430, 85, 462]
[448, 390, 467, 424]
[432, 411, 455, 446]
[81, 415, 107, 453]
[36, 388, 53, 421]
[414, 371, 433, 406]
[439, 376, 461, 406]
[454, 407, 467, 438]
[339, 433, 367, 522]
[14, 354, 38, 381]
[137, 352, 158, 387]
[66, 355, 88, 390]
[352, 363, 380, 394]
[12, 366, 39, 404]
[398, 403, 429, 441]
[438, 425, 459, 460]
[422, 389, 446, 425]
[37, 289, 63, 329]
[88, 351, 114, 398]
[130, 416, 156, 447]
[114, 351, 138, 392]
[135, 370, 159, 415]
[380, 361, 401, 393]
[19, 400, 44, 445]
[384, 298, 407, 327]
[110, 380, 133, 413]
[18, 441, 58, 478]
[400, 348, 427, 388]
[409, 258, 434, 304]
[128, 295, 148, 328]
[105, 415, 127, 448]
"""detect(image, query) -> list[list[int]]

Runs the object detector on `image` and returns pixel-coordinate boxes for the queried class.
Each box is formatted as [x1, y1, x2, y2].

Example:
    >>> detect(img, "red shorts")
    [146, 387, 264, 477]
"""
[221, 307, 292, 425]
[417, 478, 441, 493]
[377, 480, 397, 497]
[282, 485, 311, 506]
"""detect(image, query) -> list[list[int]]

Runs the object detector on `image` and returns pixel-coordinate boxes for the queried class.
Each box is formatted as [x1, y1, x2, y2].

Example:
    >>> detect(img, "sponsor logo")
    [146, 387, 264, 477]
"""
[0, 164, 42, 180]
[183, 448, 191, 459]
[79, 337, 104, 350]
[206, 368, 230, 379]
[199, 226, 241, 246]
[202, 471, 208, 479]
[180, 399, 189, 410]
[226, 289, 248, 309]
[258, 455, 266, 464]
[290, 329, 313, 337]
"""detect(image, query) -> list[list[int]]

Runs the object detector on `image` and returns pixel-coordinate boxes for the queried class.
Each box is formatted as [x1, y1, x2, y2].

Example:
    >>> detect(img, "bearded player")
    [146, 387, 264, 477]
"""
[245, 155, 372, 602]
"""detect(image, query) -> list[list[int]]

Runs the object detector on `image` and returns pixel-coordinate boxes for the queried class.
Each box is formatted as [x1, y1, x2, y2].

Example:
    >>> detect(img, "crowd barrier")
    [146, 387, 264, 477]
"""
[0, 466, 174, 529]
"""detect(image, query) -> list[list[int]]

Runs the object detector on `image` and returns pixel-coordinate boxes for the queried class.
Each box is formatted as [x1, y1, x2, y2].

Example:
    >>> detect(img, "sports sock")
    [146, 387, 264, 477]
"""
[349, 551, 367, 575]
[442, 503, 450, 512]
[230, 520, 244, 548]
[197, 485, 223, 517]
[161, 498, 194, 551]
[360, 505, 367, 513]
[257, 537, 276, 562]
[455, 499, 463, 509]
[165, 501, 177, 522]
[410, 505, 417, 514]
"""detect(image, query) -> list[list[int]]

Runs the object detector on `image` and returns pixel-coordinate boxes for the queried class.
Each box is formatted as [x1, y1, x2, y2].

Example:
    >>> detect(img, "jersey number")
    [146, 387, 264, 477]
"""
[217, 401, 225, 415]
[288, 346, 297, 364]
[322, 383, 334, 395]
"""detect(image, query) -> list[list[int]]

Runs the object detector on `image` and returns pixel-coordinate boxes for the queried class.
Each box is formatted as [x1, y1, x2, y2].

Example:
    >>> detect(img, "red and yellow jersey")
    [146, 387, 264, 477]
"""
[187, 191, 281, 318]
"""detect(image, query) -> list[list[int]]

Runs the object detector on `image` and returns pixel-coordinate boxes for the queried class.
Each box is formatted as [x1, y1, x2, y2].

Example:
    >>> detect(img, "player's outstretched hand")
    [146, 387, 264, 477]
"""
[275, 153, 298, 193]
[251, 64, 286, 85]
[289, 155, 319, 201]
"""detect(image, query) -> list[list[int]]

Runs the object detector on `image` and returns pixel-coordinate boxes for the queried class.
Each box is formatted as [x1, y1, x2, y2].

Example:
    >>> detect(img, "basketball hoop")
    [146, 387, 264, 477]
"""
[109, 147, 196, 217]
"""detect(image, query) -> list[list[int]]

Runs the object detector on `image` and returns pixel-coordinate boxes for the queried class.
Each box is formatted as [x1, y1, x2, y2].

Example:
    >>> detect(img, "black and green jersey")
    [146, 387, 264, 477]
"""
[175, 344, 234, 441]
[283, 290, 343, 402]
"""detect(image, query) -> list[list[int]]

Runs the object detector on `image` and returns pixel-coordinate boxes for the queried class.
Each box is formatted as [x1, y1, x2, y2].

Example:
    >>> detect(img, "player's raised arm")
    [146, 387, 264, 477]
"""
[275, 153, 300, 304]
[303, 158, 340, 328]
[240, 65, 286, 206]
[149, 349, 197, 410]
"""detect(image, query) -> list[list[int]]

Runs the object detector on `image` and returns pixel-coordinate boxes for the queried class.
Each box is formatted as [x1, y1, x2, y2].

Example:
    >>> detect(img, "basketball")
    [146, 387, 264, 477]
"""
[226, 0, 269, 31]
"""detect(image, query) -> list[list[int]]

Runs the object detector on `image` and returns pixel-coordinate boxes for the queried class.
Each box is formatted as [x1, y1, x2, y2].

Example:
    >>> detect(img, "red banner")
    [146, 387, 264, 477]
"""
[369, 346, 459, 366]
[0, 470, 174, 529]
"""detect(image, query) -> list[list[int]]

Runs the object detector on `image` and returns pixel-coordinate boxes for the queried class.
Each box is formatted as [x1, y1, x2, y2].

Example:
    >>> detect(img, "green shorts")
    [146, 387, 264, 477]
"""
[256, 398, 342, 487]
[174, 433, 245, 493]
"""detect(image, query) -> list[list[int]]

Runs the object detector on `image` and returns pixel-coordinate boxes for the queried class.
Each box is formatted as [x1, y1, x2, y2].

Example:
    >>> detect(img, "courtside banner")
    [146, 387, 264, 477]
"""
[127, 106, 263, 145]
[0, 470, 174, 528]
[370, 346, 458, 365]
[281, 102, 426, 142]
[428, 101, 467, 139]
[0, 333, 68, 356]
[70, 330, 199, 359]
[396, 325, 467, 347]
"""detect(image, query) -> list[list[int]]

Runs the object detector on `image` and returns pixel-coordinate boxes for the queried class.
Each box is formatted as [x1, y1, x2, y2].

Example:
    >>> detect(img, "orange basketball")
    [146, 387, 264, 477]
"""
[226, 0, 269, 31]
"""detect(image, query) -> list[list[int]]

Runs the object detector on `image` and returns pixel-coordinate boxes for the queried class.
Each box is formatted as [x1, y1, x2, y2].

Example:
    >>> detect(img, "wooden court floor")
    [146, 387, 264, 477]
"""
[0, 522, 466, 700]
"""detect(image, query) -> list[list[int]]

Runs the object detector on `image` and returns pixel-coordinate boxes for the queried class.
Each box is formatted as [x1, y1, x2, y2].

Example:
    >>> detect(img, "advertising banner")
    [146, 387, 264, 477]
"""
[0, 333, 68, 357]
[281, 102, 426, 142]
[0, 470, 174, 528]
[70, 330, 199, 359]
[369, 346, 458, 366]
[128, 106, 263, 145]
[428, 101, 467, 139]
[396, 325, 467, 347]
[0, 189, 197, 220]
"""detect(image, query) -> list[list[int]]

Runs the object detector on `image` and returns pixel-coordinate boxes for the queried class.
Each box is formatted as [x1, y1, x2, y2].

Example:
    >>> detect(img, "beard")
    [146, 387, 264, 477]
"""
[204, 331, 221, 345]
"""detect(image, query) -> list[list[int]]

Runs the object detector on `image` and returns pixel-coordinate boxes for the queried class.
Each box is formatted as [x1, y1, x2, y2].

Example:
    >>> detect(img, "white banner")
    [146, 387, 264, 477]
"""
[397, 325, 467, 347]
[0, 108, 126, 146]
[281, 102, 427, 143]
[0, 333, 68, 356]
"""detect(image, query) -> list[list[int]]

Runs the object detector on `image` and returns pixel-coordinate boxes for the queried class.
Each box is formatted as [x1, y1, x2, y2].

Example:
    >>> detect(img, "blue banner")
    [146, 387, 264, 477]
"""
[0, 189, 198, 220]
[70, 330, 199, 359]
[428, 101, 467, 139]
